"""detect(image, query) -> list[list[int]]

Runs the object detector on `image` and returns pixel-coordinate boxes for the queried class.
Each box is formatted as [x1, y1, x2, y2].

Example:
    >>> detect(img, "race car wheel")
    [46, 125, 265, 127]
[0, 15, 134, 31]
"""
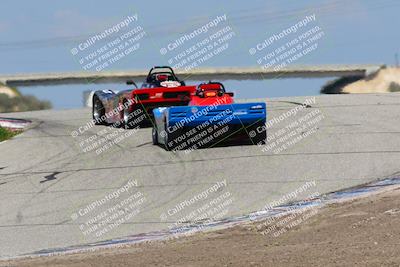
[164, 132, 171, 151]
[123, 103, 132, 129]
[93, 96, 105, 125]
[249, 122, 267, 145]
[255, 132, 267, 145]
[164, 124, 174, 151]
[152, 127, 158, 145]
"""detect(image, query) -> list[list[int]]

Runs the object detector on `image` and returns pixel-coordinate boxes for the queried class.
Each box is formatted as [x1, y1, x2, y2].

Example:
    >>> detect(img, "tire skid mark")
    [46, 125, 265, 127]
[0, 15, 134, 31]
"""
[2, 149, 400, 177]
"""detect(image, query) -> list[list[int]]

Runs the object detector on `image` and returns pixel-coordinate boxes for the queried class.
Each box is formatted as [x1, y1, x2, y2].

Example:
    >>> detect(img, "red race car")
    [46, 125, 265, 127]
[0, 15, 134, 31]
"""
[92, 66, 196, 128]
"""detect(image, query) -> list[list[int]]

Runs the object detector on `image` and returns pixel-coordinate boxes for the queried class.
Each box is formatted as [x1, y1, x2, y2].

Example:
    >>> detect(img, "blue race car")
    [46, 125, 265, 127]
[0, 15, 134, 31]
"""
[152, 82, 267, 151]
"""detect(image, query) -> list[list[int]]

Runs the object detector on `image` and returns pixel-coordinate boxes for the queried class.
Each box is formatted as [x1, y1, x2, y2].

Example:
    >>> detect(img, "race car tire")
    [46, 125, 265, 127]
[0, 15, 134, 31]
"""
[123, 103, 133, 129]
[164, 124, 176, 151]
[123, 103, 145, 129]
[164, 131, 172, 151]
[92, 96, 106, 125]
[254, 132, 267, 145]
[152, 127, 159, 145]
[249, 122, 267, 145]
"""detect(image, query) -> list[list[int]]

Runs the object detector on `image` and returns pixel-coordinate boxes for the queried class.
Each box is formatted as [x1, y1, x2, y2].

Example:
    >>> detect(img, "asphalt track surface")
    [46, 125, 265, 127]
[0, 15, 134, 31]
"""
[0, 93, 399, 258]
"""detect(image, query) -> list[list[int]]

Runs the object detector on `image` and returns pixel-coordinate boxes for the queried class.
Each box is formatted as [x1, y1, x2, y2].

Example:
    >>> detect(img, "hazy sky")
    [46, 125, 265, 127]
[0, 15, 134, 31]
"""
[1, 0, 399, 108]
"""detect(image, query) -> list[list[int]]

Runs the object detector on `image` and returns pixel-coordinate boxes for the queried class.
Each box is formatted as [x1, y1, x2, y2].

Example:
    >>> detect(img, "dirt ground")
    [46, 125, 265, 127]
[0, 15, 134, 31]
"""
[2, 187, 400, 267]
[342, 67, 400, 93]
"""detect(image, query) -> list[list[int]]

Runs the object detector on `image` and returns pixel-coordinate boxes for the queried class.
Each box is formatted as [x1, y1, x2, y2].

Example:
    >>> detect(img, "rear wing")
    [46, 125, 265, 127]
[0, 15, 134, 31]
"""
[167, 102, 267, 127]
[131, 86, 196, 102]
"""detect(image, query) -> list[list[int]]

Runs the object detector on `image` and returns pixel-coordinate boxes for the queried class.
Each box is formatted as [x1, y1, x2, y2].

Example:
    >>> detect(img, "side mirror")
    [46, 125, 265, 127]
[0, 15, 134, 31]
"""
[226, 92, 234, 97]
[126, 80, 137, 87]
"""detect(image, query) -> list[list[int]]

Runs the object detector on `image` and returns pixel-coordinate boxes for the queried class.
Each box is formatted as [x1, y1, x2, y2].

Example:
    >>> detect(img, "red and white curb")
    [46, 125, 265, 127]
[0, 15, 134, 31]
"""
[0, 118, 31, 130]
